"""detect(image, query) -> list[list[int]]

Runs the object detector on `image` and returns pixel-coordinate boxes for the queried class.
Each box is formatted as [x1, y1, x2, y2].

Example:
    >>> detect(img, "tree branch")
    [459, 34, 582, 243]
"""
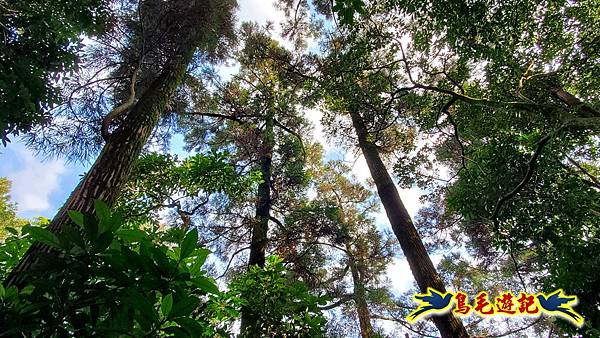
[371, 313, 439, 338]
[101, 67, 140, 141]
[273, 116, 306, 158]
[319, 294, 353, 310]
[488, 318, 542, 337]
[565, 155, 600, 189]
[217, 246, 250, 279]
[491, 129, 560, 231]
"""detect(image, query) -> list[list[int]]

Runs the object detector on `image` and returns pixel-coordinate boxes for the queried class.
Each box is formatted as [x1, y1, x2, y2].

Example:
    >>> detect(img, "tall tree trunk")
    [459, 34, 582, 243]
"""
[247, 114, 274, 268]
[5, 15, 202, 288]
[349, 111, 469, 338]
[241, 114, 275, 334]
[347, 245, 375, 338]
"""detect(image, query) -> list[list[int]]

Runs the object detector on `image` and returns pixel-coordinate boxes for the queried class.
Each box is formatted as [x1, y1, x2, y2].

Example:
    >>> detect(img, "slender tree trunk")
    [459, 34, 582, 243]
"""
[247, 114, 274, 268]
[347, 245, 375, 338]
[349, 111, 469, 338]
[241, 114, 275, 334]
[5, 17, 202, 287]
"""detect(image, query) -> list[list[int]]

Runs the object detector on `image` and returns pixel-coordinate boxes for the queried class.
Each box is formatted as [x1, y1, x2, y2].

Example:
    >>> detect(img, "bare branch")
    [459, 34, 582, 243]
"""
[101, 67, 140, 141]
[318, 294, 353, 310]
[217, 246, 251, 279]
[371, 313, 439, 338]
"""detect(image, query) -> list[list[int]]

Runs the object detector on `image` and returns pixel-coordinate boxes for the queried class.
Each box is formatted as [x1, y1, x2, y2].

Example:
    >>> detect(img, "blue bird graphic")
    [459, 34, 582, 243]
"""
[407, 288, 454, 323]
[537, 289, 584, 327]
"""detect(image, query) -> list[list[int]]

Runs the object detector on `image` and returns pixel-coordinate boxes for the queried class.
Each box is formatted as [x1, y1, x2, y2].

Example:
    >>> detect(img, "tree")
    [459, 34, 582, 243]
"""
[312, 21, 469, 337]
[282, 159, 396, 338]
[319, 0, 600, 334]
[228, 256, 327, 338]
[355, 1, 600, 334]
[181, 24, 312, 268]
[6, 0, 238, 287]
[181, 26, 315, 333]
[0, 178, 27, 240]
[0, 0, 110, 143]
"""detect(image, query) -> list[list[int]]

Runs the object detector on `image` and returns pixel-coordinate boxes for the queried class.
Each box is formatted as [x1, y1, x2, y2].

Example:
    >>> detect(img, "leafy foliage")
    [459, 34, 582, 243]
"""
[0, 0, 110, 143]
[0, 218, 50, 281]
[229, 256, 328, 337]
[0, 178, 28, 240]
[117, 151, 259, 225]
[0, 201, 238, 337]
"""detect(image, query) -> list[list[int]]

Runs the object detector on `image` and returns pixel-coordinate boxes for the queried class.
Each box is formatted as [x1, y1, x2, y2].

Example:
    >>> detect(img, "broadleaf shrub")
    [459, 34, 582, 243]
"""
[229, 256, 328, 338]
[0, 201, 239, 337]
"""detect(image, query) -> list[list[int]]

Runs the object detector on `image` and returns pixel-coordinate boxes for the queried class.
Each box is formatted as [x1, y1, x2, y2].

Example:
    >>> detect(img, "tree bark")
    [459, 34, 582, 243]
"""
[347, 246, 375, 338]
[240, 115, 274, 334]
[4, 7, 205, 287]
[549, 86, 600, 119]
[349, 111, 469, 338]
[247, 114, 275, 268]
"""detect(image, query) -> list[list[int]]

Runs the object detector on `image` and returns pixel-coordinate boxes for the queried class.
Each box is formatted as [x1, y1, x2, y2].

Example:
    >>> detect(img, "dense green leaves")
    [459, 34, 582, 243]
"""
[230, 256, 328, 337]
[117, 151, 259, 225]
[0, 178, 28, 240]
[0, 202, 232, 337]
[0, 0, 110, 143]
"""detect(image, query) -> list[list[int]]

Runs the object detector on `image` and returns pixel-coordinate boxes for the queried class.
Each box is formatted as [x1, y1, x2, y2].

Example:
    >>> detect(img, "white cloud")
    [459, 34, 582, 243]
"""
[387, 254, 444, 295]
[7, 147, 66, 212]
[237, 0, 282, 27]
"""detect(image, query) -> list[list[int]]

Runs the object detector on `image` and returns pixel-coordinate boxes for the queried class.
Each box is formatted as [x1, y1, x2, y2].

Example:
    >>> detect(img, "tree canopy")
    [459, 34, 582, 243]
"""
[1, 0, 598, 337]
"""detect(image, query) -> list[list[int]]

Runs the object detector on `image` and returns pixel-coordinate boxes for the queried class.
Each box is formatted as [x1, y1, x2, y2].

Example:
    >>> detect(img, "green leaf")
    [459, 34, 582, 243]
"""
[94, 199, 111, 221]
[193, 277, 219, 294]
[161, 326, 188, 337]
[161, 293, 173, 317]
[175, 317, 204, 336]
[170, 296, 200, 318]
[151, 247, 173, 274]
[92, 231, 114, 252]
[68, 210, 85, 227]
[6, 227, 19, 236]
[83, 213, 98, 240]
[130, 292, 159, 323]
[193, 248, 210, 267]
[117, 229, 149, 243]
[27, 226, 61, 248]
[60, 225, 86, 250]
[180, 228, 198, 259]
[19, 285, 35, 296]
[108, 211, 124, 232]
[224, 307, 240, 317]
[4, 286, 18, 300]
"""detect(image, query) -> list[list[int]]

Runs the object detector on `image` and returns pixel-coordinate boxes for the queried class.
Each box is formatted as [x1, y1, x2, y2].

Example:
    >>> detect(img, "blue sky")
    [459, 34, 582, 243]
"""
[0, 141, 87, 220]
